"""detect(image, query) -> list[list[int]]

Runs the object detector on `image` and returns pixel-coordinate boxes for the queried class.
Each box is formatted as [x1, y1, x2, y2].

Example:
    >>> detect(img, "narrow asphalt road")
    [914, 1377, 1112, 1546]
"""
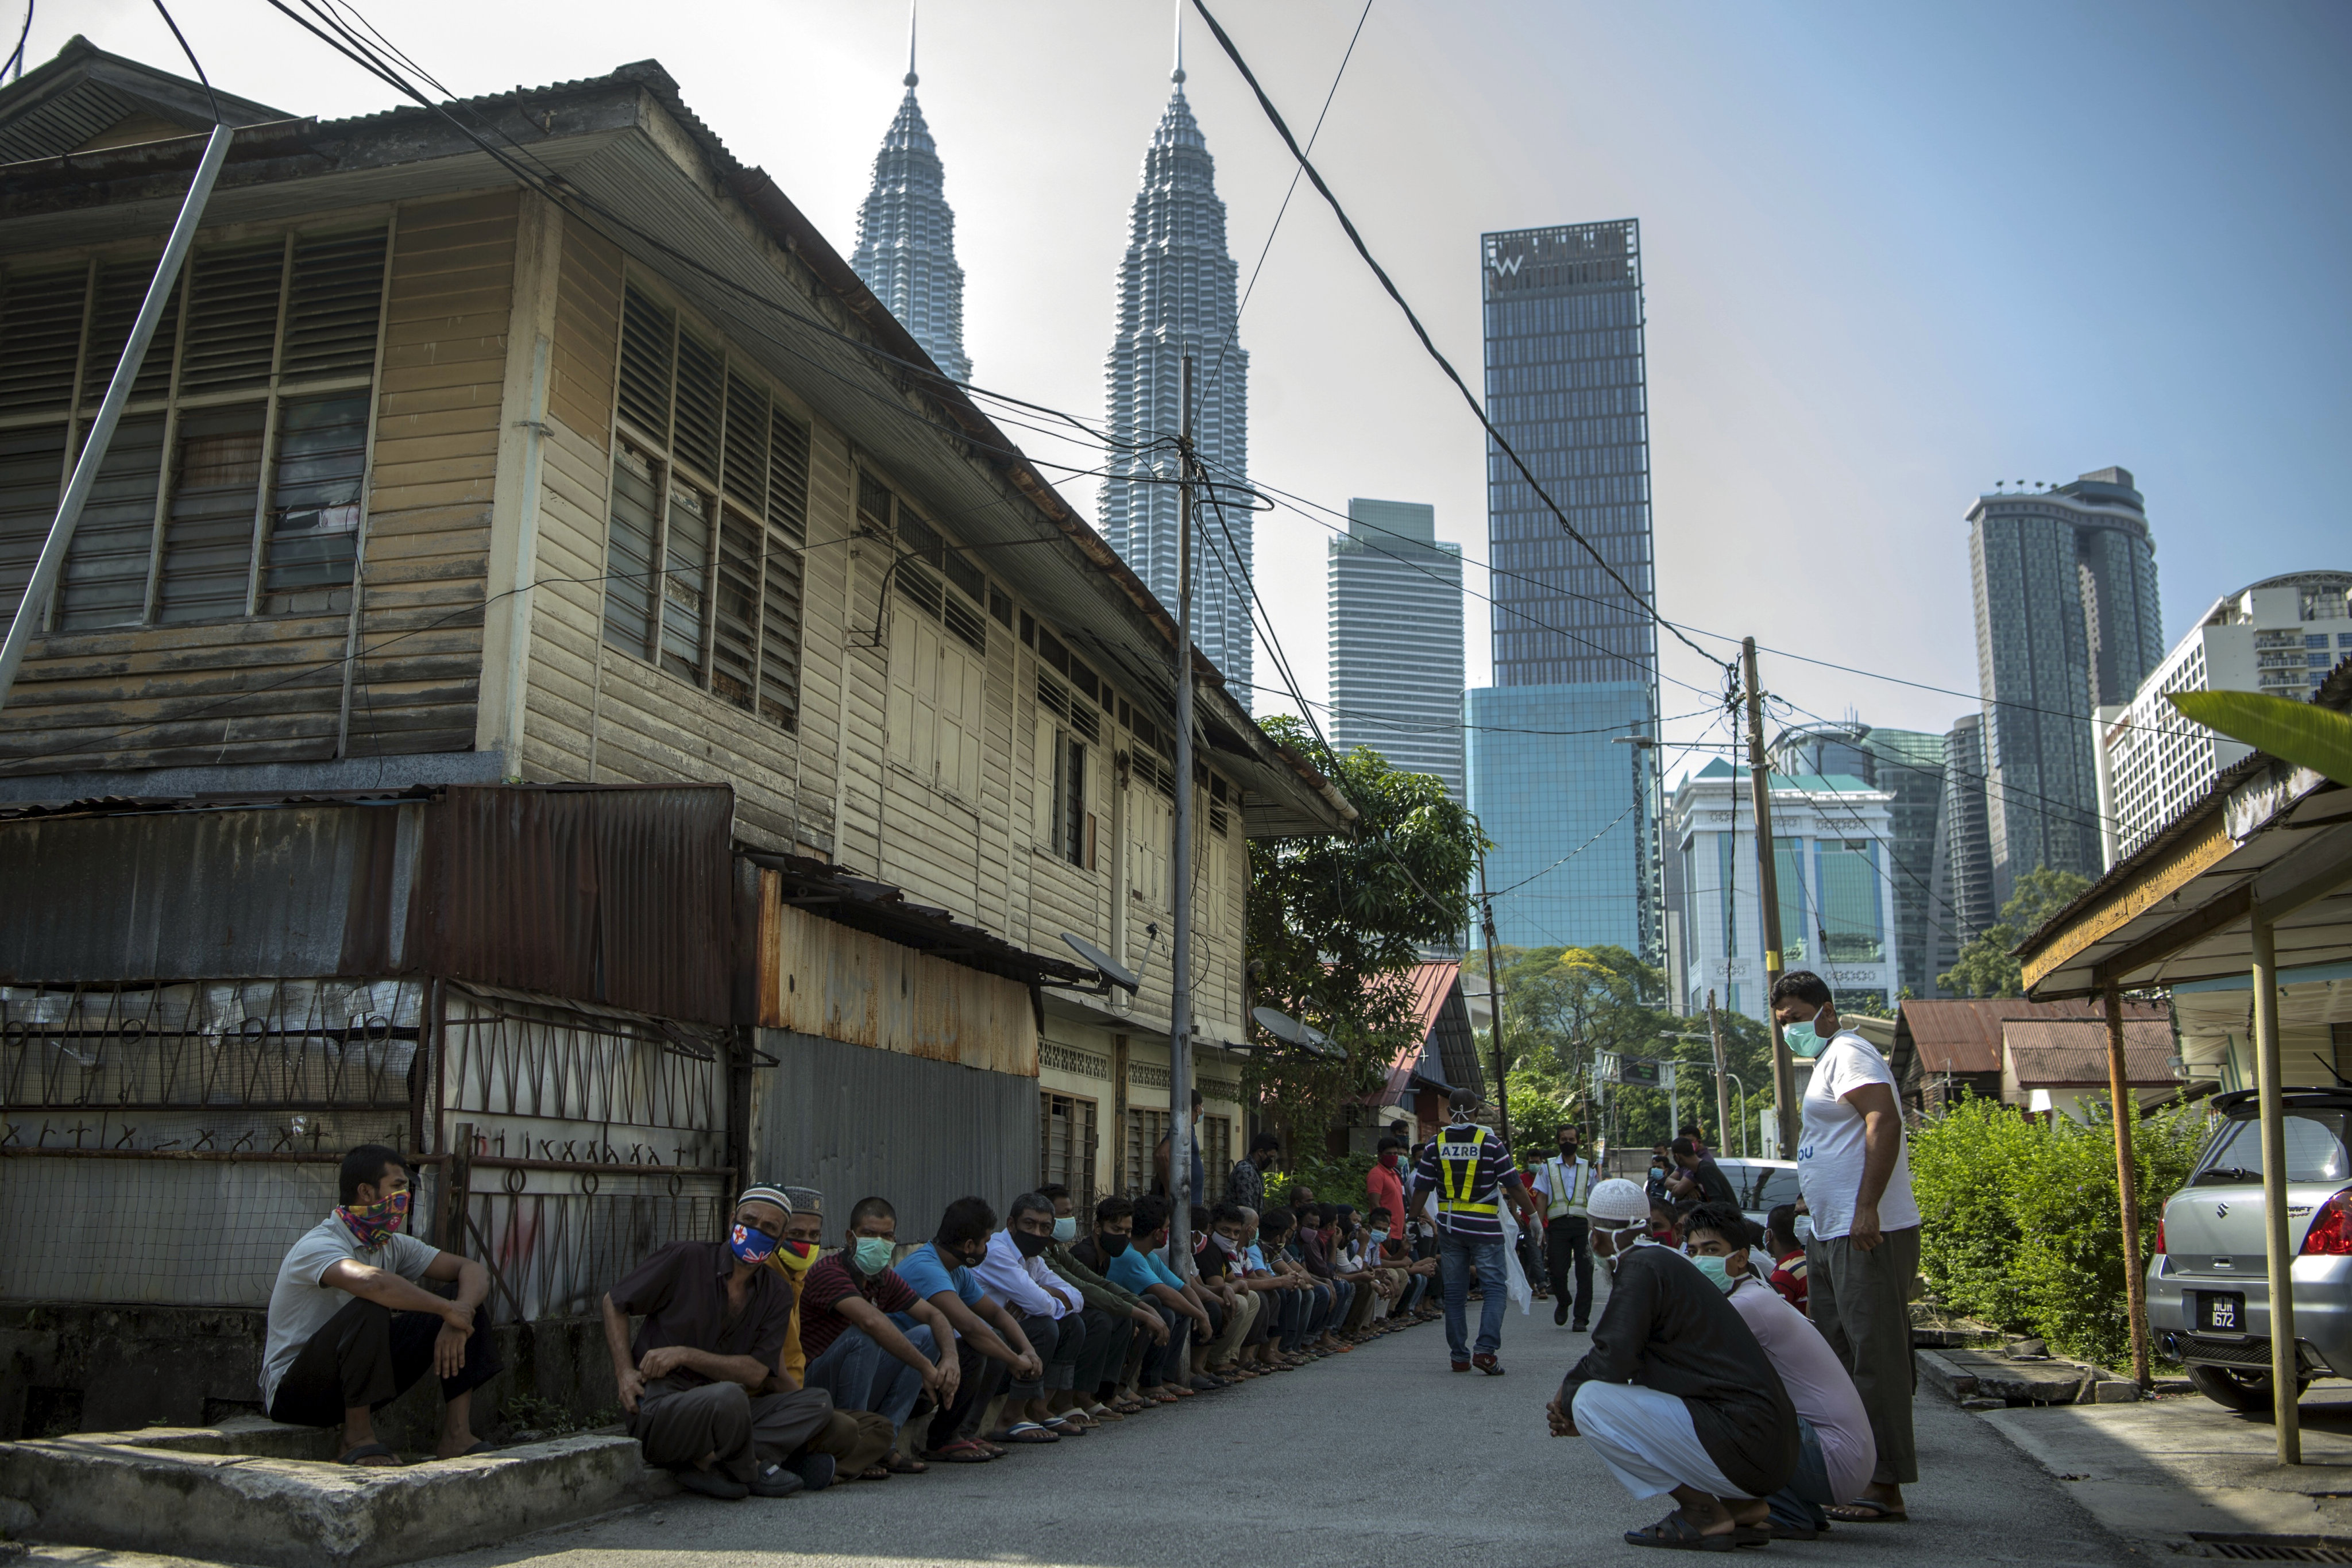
[415, 1297, 2137, 1568]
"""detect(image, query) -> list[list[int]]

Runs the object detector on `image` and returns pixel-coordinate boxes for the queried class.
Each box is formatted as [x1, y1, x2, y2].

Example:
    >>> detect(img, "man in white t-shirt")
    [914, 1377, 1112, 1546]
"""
[1774, 972, 1920, 1524]
[261, 1144, 497, 1466]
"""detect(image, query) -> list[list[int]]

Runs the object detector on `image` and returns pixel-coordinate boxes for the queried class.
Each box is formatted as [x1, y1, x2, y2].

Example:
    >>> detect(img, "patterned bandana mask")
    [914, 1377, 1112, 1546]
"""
[770, 1238, 818, 1276]
[337, 1189, 410, 1250]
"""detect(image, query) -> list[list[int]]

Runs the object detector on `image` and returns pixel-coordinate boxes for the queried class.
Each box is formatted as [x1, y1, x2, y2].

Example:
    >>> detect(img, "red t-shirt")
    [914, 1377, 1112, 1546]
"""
[1768, 1249, 1809, 1314]
[1366, 1160, 1405, 1233]
[796, 1254, 918, 1361]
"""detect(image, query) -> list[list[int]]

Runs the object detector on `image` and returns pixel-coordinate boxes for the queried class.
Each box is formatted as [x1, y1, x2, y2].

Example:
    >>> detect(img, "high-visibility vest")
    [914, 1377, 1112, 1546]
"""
[1540, 1156, 1592, 1220]
[1436, 1124, 1501, 1215]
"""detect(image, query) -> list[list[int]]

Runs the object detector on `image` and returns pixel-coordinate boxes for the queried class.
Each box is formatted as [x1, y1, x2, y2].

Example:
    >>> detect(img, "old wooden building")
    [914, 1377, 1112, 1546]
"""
[0, 40, 1349, 1254]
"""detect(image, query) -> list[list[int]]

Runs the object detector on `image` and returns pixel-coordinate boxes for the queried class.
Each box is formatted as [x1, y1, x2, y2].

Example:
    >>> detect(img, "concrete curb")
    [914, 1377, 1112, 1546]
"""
[1920, 1346, 2141, 1404]
[0, 1430, 671, 1568]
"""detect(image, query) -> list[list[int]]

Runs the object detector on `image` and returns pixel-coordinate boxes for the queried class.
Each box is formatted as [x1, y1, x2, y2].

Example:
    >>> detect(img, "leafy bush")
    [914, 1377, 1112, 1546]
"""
[1910, 1094, 2212, 1368]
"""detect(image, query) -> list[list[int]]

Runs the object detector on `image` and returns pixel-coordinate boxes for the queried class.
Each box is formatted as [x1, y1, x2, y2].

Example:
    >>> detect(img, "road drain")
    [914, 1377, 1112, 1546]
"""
[2174, 1535, 2352, 1563]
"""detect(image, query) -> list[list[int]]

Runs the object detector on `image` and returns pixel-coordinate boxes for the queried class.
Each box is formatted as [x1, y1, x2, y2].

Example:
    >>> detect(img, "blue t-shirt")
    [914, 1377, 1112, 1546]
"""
[1243, 1244, 1268, 1274]
[897, 1241, 984, 1307]
[1106, 1242, 1183, 1296]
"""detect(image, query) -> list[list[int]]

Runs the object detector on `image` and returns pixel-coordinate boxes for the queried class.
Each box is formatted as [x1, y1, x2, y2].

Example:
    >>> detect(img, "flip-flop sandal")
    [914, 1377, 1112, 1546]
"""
[926, 1440, 991, 1464]
[884, 1453, 928, 1474]
[1823, 1501, 1906, 1523]
[854, 1463, 892, 1481]
[338, 1442, 401, 1467]
[435, 1441, 491, 1461]
[1624, 1511, 1737, 1551]
[987, 1423, 1059, 1446]
[1042, 1418, 1085, 1436]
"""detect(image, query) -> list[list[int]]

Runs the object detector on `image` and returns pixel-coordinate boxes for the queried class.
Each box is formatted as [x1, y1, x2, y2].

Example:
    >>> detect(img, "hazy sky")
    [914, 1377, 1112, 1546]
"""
[59, 1, 2352, 779]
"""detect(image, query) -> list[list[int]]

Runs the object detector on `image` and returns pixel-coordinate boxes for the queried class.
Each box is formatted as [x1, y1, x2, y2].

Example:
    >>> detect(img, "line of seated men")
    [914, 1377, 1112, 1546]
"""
[258, 1144, 1435, 1496]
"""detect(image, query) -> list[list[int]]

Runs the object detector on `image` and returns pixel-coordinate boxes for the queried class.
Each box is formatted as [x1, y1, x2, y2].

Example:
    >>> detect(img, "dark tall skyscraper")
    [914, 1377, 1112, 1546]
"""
[1466, 221, 1660, 956]
[1930, 711, 1994, 983]
[1967, 467, 2162, 905]
[1328, 499, 1464, 798]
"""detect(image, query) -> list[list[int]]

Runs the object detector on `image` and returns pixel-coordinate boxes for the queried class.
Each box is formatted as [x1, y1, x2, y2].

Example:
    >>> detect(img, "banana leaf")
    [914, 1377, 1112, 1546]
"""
[2166, 689, 2352, 786]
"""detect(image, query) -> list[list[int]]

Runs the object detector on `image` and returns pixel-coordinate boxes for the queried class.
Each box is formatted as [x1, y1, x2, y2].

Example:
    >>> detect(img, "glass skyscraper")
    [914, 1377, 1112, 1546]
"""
[1930, 712, 1995, 982]
[1466, 220, 1659, 958]
[848, 48, 970, 385]
[1967, 467, 2162, 905]
[1770, 722, 1949, 999]
[1327, 499, 1463, 798]
[1098, 61, 1252, 700]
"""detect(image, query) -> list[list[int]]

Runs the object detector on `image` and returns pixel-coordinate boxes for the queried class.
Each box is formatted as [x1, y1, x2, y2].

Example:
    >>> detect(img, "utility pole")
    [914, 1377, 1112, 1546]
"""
[1744, 636, 1797, 1158]
[1167, 355, 1197, 1272]
[1477, 849, 1512, 1147]
[1707, 988, 1732, 1160]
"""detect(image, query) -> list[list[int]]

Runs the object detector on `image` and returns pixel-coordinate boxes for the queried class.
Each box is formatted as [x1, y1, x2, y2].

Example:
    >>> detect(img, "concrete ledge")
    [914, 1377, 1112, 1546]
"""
[1921, 1346, 2141, 1405]
[0, 1428, 670, 1568]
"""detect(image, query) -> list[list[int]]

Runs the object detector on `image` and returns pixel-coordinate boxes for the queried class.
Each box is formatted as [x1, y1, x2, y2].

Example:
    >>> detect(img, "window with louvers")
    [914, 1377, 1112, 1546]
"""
[1041, 1092, 1099, 1212]
[0, 227, 388, 638]
[602, 280, 805, 729]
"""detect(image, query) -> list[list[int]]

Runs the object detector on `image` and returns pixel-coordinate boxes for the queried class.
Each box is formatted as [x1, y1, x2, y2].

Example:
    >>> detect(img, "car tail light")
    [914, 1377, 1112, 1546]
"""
[2301, 1192, 2352, 1256]
[2153, 1216, 2165, 1256]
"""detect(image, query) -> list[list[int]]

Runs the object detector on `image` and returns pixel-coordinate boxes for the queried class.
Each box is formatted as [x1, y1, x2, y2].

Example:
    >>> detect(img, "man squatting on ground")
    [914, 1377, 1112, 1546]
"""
[1548, 1177, 1799, 1550]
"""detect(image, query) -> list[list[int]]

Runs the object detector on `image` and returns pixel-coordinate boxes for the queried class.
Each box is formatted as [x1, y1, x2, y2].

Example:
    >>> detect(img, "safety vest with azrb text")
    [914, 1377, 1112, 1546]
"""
[1436, 1124, 1505, 1218]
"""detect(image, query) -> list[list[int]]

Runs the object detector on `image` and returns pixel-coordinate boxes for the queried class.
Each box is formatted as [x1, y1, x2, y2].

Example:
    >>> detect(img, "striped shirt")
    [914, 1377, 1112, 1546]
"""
[1409, 1123, 1521, 1239]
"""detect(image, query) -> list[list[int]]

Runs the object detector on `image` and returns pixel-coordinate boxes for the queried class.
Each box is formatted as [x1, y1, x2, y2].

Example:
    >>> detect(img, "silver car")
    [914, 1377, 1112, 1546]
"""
[1709, 1157, 1801, 1233]
[2149, 1087, 2352, 1410]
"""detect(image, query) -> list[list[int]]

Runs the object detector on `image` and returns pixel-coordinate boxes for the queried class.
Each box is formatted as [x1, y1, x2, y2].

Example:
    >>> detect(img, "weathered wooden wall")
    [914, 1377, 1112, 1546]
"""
[756, 875, 1037, 1077]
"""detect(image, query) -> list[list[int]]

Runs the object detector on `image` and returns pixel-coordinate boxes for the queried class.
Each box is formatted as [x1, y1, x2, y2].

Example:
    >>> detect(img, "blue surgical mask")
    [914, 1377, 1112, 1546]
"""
[1689, 1253, 1735, 1293]
[1051, 1215, 1077, 1242]
[1783, 1012, 1829, 1059]
[1369, 1229, 1389, 1246]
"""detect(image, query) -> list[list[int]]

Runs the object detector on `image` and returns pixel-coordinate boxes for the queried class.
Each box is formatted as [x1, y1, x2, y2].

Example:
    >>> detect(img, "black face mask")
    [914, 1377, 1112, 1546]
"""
[1011, 1229, 1051, 1258]
[1098, 1232, 1131, 1258]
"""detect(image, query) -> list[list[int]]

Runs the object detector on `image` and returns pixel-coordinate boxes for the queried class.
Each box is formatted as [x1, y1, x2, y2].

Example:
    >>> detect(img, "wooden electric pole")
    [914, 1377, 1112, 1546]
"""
[1744, 637, 1797, 1158]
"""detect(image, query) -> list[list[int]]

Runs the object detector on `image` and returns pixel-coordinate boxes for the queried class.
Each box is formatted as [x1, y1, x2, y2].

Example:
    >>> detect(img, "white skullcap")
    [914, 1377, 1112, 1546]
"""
[1586, 1177, 1651, 1225]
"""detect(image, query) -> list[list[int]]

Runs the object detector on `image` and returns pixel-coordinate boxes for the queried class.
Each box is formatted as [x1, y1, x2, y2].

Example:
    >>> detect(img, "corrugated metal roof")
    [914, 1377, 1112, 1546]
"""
[2005, 1018, 2176, 1088]
[1894, 997, 2167, 1075]
[1380, 961, 1463, 1102]
[0, 784, 737, 1024]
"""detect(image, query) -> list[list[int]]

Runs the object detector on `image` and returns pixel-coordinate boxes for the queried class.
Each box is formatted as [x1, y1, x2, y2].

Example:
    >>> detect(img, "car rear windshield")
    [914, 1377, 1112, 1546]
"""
[1717, 1163, 1802, 1211]
[2195, 1110, 2352, 1185]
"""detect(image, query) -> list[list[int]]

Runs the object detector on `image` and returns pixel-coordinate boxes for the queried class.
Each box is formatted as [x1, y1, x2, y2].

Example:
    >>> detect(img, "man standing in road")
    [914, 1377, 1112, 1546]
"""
[1773, 970, 1921, 1525]
[1531, 1122, 1596, 1330]
[1411, 1086, 1545, 1374]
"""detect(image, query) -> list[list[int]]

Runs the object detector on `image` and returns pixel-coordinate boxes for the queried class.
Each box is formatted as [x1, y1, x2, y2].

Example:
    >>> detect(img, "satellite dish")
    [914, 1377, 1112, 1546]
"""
[1252, 1007, 1344, 1061]
[1061, 932, 1140, 995]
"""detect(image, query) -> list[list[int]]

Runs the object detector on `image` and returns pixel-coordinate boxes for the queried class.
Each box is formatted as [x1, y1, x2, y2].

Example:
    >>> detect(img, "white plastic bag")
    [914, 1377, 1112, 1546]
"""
[1499, 1204, 1534, 1315]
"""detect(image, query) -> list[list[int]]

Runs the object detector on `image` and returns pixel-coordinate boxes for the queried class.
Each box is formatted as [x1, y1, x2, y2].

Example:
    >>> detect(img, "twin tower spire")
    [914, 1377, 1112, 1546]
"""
[847, 7, 1254, 697]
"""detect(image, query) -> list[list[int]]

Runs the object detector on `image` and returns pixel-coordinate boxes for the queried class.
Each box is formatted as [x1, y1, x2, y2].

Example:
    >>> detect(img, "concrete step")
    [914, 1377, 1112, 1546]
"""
[0, 1426, 671, 1568]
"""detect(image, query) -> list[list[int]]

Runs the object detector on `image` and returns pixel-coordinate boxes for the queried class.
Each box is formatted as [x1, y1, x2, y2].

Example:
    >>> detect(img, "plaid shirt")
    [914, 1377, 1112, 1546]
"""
[1226, 1157, 1264, 1213]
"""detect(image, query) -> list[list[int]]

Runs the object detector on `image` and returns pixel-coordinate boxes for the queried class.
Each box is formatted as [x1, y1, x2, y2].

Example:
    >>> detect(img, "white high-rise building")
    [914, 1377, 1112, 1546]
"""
[2095, 571, 2352, 866]
[848, 20, 970, 385]
[1098, 41, 1252, 700]
[1670, 760, 1902, 1025]
[1327, 499, 1464, 797]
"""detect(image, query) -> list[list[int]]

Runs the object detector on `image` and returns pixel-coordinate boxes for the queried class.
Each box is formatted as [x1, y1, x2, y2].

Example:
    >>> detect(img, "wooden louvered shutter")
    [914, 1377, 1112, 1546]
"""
[157, 404, 265, 623]
[79, 257, 180, 407]
[260, 391, 371, 613]
[0, 425, 69, 638]
[616, 284, 674, 443]
[757, 407, 808, 729]
[603, 442, 659, 656]
[55, 414, 166, 629]
[671, 331, 722, 480]
[281, 231, 388, 381]
[0, 267, 92, 419]
[709, 371, 768, 712]
[658, 480, 709, 683]
[177, 241, 286, 397]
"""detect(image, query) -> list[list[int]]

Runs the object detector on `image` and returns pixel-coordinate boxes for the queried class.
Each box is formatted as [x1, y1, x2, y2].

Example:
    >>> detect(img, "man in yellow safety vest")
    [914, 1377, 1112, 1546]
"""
[1409, 1086, 1545, 1374]
[1531, 1123, 1597, 1331]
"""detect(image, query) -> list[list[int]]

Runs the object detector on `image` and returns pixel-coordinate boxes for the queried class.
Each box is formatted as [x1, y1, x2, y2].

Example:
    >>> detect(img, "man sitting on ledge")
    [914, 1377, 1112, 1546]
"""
[603, 1185, 837, 1500]
[261, 1143, 500, 1467]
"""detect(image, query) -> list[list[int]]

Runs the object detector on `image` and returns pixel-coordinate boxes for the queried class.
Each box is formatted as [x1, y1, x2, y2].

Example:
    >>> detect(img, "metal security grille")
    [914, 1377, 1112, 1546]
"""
[2176, 1536, 2352, 1563]
[1125, 1107, 1169, 1198]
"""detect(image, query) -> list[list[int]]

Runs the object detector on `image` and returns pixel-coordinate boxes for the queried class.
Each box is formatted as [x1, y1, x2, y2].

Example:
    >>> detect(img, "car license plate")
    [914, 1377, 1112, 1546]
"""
[2199, 1293, 2245, 1333]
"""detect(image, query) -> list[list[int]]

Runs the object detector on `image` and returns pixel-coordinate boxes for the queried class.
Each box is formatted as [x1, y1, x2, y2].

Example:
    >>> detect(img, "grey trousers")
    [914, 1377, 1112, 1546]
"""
[1808, 1224, 1920, 1487]
[631, 1377, 834, 1484]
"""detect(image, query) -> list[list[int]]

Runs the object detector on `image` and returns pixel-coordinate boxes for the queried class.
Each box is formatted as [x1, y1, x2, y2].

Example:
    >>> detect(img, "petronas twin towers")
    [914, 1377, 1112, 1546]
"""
[848, 18, 1254, 699]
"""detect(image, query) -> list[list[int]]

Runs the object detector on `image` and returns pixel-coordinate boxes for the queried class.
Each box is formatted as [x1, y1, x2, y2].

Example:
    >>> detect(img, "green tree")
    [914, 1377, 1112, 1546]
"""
[1938, 866, 2093, 998]
[1245, 721, 1486, 1149]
